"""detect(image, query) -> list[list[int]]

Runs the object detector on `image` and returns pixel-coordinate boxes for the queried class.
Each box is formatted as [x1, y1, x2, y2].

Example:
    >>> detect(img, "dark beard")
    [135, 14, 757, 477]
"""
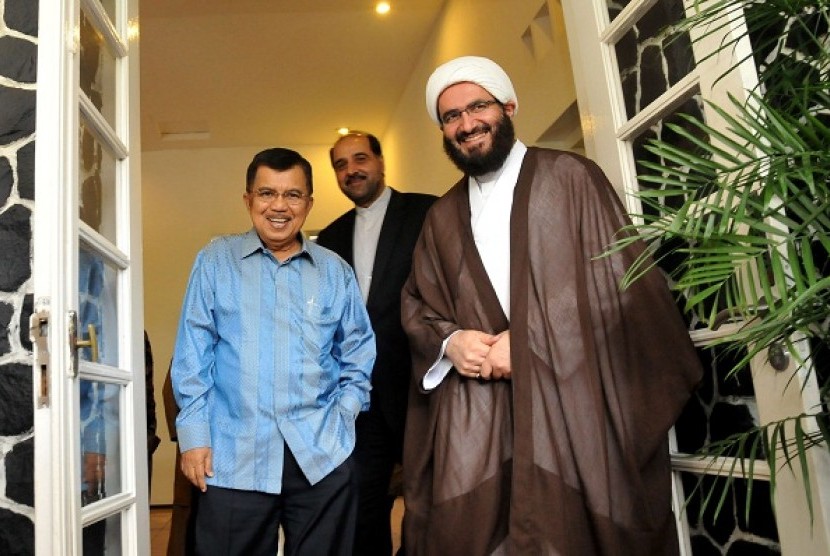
[442, 113, 515, 176]
[343, 175, 382, 207]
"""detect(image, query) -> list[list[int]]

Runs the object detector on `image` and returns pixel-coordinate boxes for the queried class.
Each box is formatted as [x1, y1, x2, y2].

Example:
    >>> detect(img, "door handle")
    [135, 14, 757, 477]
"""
[767, 343, 790, 372]
[69, 310, 99, 376]
[76, 324, 99, 362]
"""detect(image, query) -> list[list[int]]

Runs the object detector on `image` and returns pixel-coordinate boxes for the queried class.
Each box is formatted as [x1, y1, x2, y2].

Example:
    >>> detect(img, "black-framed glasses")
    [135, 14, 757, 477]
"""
[440, 100, 500, 126]
[252, 189, 309, 206]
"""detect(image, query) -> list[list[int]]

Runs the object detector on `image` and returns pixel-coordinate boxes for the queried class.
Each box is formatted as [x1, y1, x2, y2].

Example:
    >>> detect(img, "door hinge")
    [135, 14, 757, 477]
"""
[30, 310, 51, 408]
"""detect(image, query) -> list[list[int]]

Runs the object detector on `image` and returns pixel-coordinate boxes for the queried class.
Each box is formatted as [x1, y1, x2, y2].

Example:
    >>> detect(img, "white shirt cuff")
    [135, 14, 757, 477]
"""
[422, 330, 461, 390]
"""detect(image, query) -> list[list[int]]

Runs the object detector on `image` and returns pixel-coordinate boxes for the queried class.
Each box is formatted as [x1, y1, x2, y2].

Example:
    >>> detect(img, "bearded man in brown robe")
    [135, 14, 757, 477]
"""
[401, 55, 704, 555]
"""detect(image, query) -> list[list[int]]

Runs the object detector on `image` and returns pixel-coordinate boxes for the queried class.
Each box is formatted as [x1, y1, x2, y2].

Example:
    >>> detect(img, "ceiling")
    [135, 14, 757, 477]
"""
[138, 0, 446, 152]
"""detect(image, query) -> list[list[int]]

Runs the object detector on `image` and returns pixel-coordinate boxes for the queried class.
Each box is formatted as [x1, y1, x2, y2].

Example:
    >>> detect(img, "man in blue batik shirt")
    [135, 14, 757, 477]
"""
[171, 148, 376, 556]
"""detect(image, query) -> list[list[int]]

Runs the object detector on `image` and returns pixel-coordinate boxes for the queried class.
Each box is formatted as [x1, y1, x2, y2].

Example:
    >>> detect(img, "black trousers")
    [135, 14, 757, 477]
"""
[193, 446, 357, 556]
[353, 409, 401, 556]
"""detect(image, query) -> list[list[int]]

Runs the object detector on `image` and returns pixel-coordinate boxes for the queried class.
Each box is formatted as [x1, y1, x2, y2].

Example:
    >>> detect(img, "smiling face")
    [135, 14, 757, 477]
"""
[244, 165, 313, 260]
[437, 82, 516, 176]
[331, 134, 386, 208]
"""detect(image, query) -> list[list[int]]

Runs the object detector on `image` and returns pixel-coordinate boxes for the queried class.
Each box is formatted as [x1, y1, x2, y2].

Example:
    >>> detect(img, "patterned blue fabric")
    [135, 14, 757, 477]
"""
[172, 230, 375, 492]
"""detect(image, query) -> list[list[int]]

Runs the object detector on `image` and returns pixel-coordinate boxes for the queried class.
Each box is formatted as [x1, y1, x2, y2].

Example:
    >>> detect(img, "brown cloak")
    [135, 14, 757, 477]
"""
[401, 148, 703, 555]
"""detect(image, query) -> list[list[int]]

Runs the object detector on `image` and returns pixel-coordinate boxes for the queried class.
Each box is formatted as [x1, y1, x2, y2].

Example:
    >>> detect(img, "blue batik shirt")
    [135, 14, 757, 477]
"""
[172, 230, 375, 492]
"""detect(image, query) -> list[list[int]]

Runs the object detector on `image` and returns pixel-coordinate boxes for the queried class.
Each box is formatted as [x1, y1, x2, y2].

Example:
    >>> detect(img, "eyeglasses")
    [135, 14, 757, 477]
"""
[252, 189, 309, 206]
[440, 100, 500, 126]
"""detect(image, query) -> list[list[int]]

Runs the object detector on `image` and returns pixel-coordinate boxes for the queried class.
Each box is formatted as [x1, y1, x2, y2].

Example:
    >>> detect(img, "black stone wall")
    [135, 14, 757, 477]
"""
[0, 0, 37, 554]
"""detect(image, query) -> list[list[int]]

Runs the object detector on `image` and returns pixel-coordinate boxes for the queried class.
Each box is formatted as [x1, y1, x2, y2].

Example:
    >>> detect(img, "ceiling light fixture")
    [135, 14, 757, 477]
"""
[160, 131, 211, 142]
[376, 2, 391, 15]
[158, 121, 211, 142]
[337, 127, 350, 135]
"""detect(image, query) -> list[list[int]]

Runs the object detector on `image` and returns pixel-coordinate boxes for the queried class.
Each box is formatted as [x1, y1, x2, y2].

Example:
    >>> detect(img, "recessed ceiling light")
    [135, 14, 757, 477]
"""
[337, 127, 350, 135]
[160, 131, 211, 142]
[158, 121, 211, 141]
[376, 2, 391, 15]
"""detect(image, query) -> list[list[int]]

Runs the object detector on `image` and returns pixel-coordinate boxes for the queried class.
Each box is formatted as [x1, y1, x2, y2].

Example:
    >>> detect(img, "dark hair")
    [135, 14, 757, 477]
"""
[246, 148, 313, 195]
[329, 132, 383, 164]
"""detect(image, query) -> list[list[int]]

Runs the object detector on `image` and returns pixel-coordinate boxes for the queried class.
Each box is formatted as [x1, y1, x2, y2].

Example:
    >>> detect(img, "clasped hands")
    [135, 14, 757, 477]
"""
[446, 330, 511, 381]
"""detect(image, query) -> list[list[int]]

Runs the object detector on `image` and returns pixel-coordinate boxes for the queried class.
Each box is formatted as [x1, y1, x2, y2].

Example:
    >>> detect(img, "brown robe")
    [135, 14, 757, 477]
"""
[401, 148, 703, 555]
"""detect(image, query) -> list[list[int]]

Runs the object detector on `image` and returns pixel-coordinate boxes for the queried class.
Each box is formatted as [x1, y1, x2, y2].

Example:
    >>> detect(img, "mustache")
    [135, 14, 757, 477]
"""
[456, 123, 491, 143]
[345, 172, 367, 185]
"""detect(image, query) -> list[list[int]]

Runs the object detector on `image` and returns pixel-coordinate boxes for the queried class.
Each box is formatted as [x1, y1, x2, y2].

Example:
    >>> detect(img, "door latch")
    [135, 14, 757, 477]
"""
[29, 310, 51, 408]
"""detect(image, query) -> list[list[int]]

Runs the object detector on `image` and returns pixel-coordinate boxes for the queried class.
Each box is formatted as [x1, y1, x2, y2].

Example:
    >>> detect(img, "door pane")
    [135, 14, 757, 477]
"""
[82, 512, 122, 555]
[80, 379, 123, 506]
[79, 121, 118, 243]
[631, 94, 708, 215]
[674, 345, 763, 458]
[80, 8, 117, 128]
[613, 0, 696, 119]
[79, 245, 119, 366]
[680, 472, 780, 553]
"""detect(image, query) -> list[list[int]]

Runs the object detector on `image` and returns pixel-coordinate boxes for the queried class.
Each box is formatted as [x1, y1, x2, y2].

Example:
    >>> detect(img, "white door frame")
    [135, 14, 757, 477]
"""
[33, 0, 147, 553]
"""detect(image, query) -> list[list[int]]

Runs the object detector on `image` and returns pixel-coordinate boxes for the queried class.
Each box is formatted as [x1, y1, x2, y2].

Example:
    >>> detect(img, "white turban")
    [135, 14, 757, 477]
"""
[425, 56, 518, 125]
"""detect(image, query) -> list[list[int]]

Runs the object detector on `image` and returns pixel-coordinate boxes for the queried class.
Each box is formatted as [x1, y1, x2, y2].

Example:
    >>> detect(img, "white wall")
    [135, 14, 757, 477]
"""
[383, 0, 577, 194]
[144, 0, 579, 505]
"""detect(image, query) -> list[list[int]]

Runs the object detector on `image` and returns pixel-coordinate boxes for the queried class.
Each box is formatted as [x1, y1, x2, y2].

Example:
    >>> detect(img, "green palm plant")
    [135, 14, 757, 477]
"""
[611, 0, 830, 520]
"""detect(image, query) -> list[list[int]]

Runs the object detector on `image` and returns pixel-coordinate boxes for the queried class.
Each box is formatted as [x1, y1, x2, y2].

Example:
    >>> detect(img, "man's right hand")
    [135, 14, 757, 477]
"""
[446, 330, 498, 379]
[181, 446, 214, 492]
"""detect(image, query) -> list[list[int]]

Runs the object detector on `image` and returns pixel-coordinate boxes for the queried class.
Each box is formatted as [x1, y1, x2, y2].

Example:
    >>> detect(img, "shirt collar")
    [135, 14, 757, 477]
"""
[237, 228, 316, 265]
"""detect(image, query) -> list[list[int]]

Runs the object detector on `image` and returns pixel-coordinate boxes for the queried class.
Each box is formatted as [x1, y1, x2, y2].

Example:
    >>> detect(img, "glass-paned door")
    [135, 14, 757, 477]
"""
[561, 0, 830, 553]
[33, 0, 147, 553]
